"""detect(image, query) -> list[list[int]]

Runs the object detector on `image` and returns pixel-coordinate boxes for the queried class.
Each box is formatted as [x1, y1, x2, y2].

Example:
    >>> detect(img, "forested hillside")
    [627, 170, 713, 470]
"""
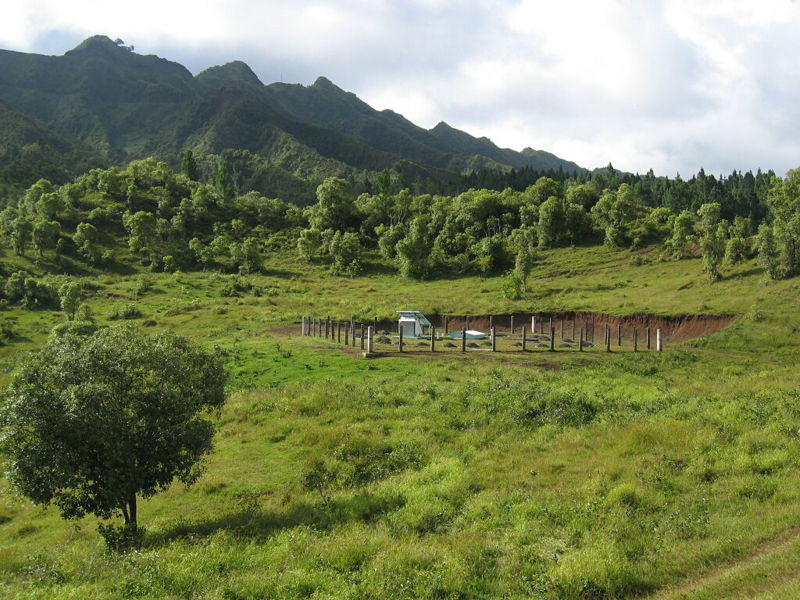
[0, 35, 584, 202]
[0, 152, 792, 316]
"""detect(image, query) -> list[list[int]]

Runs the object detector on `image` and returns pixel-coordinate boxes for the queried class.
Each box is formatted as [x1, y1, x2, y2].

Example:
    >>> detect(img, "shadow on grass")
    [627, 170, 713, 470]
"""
[145, 491, 405, 547]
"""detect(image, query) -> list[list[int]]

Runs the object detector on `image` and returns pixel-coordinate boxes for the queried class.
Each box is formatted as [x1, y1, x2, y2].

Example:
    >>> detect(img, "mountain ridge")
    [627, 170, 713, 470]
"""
[0, 35, 586, 200]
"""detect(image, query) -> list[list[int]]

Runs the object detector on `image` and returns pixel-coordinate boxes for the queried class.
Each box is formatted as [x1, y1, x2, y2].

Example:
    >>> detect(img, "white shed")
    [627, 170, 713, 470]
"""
[397, 310, 432, 338]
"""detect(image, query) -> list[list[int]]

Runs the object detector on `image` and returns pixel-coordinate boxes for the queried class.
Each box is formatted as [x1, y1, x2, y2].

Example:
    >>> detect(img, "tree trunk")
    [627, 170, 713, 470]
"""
[123, 493, 138, 530]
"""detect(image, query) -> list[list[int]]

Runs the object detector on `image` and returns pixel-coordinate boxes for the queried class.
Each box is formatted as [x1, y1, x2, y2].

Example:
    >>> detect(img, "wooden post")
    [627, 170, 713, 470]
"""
[531, 315, 536, 334]
[617, 324, 622, 347]
[511, 315, 515, 335]
[399, 326, 404, 352]
[351, 322, 356, 347]
[522, 326, 527, 352]
[491, 327, 496, 352]
[367, 326, 374, 353]
[466, 315, 470, 330]
[489, 315, 494, 330]
[657, 329, 663, 352]
[550, 327, 556, 351]
[572, 319, 576, 340]
[344, 323, 349, 346]
[606, 325, 611, 352]
[444, 316, 449, 335]
[430, 326, 436, 352]
[461, 327, 467, 352]
[337, 321, 342, 343]
[360, 324, 365, 350]
[647, 327, 651, 350]
[560, 318, 564, 340]
[579, 327, 584, 352]
[325, 318, 329, 338]
[549, 317, 553, 333]
[301, 316, 306, 336]
[633, 328, 638, 352]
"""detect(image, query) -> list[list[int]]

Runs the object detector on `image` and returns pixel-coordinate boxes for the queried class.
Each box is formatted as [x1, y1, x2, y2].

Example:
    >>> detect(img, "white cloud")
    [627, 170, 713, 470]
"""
[1, 0, 800, 175]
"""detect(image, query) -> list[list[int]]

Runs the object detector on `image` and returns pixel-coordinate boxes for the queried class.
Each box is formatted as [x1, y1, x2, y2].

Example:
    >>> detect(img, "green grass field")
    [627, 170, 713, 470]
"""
[2, 245, 800, 599]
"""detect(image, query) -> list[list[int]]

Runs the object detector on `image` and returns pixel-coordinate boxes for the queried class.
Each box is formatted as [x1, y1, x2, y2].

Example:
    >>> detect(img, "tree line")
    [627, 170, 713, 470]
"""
[0, 155, 797, 294]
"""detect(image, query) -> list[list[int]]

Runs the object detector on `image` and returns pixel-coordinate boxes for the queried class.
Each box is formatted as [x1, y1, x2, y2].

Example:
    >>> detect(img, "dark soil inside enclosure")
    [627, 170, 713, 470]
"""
[419, 311, 735, 342]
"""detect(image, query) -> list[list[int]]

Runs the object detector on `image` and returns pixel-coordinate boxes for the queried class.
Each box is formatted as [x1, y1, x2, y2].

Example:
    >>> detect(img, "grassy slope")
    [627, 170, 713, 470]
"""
[1, 245, 800, 599]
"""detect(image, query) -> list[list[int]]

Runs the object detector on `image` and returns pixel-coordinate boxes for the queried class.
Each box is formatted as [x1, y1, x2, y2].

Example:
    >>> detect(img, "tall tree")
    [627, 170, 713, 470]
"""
[180, 149, 200, 181]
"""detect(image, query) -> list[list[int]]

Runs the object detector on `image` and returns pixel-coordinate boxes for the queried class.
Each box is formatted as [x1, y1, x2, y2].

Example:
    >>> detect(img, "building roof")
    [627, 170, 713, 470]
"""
[396, 310, 432, 327]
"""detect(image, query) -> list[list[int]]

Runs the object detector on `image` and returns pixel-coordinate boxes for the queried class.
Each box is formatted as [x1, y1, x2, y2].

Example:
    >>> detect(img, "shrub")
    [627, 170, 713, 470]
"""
[109, 304, 144, 320]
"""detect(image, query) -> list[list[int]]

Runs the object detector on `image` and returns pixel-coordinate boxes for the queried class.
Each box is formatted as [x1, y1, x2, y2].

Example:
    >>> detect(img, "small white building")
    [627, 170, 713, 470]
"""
[397, 310, 432, 338]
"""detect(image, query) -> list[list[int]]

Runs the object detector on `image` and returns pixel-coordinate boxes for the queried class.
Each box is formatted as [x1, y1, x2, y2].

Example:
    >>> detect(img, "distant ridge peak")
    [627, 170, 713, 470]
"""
[66, 35, 125, 56]
[197, 60, 263, 86]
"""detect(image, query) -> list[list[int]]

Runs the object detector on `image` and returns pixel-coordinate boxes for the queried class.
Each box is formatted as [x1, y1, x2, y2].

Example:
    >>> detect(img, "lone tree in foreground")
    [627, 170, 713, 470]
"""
[0, 324, 227, 546]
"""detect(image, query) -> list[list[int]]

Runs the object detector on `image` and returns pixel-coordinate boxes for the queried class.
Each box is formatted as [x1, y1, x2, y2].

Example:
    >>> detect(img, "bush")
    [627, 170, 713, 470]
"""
[109, 304, 144, 320]
[98, 523, 146, 553]
[50, 321, 99, 339]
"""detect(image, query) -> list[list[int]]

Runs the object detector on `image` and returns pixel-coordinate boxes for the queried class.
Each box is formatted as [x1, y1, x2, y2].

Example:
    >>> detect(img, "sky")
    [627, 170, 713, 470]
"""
[2, 0, 799, 176]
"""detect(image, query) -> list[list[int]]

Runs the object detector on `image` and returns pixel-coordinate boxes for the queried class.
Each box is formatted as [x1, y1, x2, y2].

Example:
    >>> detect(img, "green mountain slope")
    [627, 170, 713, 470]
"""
[0, 35, 586, 198]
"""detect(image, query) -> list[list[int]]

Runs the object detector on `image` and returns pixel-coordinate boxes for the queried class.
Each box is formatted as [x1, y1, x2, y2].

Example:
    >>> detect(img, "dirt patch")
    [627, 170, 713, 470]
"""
[431, 311, 734, 342]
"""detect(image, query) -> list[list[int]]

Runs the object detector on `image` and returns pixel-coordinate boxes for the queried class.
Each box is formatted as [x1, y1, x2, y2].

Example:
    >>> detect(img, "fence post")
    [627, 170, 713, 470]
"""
[511, 316, 515, 335]
[617, 324, 622, 347]
[491, 327, 496, 351]
[657, 329, 663, 352]
[399, 326, 404, 352]
[430, 326, 436, 352]
[579, 327, 584, 352]
[550, 327, 556, 351]
[344, 323, 349, 346]
[647, 327, 651, 350]
[360, 324, 365, 350]
[531, 315, 536, 334]
[490, 315, 494, 330]
[572, 319, 576, 340]
[549, 317, 553, 334]
[560, 318, 564, 340]
[337, 321, 342, 343]
[367, 326, 373, 353]
[352, 322, 356, 347]
[522, 326, 527, 352]
[444, 316, 449, 335]
[606, 325, 611, 352]
[461, 327, 467, 352]
[633, 328, 638, 352]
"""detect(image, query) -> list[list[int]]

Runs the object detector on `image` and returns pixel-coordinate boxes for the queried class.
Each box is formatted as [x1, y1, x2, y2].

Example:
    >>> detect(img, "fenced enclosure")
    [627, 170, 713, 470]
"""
[293, 312, 712, 355]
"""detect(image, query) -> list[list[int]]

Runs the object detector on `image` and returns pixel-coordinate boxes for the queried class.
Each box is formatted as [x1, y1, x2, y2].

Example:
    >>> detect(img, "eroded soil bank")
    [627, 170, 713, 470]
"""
[374, 312, 735, 342]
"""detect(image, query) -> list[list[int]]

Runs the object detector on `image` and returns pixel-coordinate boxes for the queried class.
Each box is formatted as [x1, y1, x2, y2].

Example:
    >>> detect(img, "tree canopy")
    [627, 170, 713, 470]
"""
[0, 324, 227, 541]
